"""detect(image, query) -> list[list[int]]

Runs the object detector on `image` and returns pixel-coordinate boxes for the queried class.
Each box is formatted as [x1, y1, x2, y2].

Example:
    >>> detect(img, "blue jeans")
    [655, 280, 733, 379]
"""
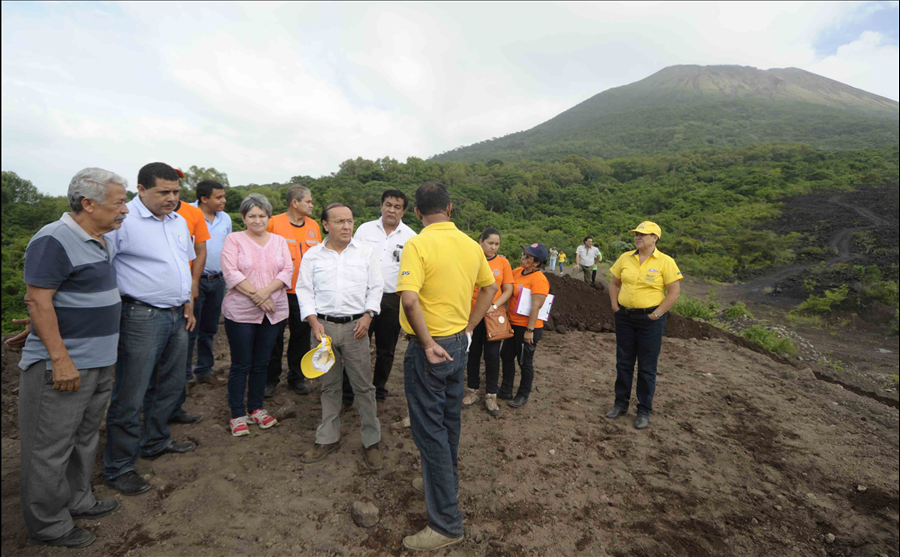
[187, 274, 226, 379]
[557, 262, 564, 273]
[225, 317, 281, 419]
[548, 256, 557, 270]
[104, 303, 188, 480]
[405, 333, 467, 539]
[613, 310, 667, 417]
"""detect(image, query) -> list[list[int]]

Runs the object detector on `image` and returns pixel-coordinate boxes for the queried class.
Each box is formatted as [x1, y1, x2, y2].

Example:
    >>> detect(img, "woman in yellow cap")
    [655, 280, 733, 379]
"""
[604, 221, 682, 429]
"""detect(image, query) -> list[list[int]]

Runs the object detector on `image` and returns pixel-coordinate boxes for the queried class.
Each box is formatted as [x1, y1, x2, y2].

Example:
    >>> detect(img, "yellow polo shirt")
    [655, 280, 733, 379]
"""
[397, 222, 495, 337]
[609, 249, 682, 309]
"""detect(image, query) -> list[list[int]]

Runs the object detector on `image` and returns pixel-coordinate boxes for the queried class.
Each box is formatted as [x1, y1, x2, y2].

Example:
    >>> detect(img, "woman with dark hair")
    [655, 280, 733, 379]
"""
[499, 243, 550, 409]
[463, 227, 514, 416]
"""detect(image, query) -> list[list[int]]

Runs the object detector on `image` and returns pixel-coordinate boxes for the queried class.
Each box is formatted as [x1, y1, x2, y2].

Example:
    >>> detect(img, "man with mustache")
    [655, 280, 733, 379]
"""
[16, 168, 129, 548]
[103, 162, 198, 497]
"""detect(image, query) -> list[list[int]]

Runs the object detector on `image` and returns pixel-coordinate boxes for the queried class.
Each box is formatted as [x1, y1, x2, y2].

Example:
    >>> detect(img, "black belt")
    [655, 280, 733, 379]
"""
[621, 306, 658, 315]
[121, 296, 180, 311]
[202, 272, 222, 280]
[317, 313, 364, 324]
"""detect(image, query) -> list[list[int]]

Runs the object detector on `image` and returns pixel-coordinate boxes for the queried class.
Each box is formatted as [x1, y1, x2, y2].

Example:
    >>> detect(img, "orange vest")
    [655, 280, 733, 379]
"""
[266, 213, 322, 293]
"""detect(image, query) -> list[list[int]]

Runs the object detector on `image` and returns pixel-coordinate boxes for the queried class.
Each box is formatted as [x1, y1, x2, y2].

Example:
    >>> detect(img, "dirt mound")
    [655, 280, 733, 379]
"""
[545, 273, 790, 364]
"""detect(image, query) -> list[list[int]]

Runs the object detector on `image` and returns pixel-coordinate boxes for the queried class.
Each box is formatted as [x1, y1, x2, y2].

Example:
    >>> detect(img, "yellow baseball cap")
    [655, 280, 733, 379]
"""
[301, 335, 335, 379]
[629, 221, 662, 239]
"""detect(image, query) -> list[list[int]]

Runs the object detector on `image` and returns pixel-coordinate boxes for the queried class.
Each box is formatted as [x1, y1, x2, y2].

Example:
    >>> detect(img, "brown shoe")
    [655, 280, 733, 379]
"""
[390, 415, 411, 431]
[364, 444, 383, 471]
[300, 441, 341, 463]
[195, 374, 225, 387]
[402, 526, 463, 551]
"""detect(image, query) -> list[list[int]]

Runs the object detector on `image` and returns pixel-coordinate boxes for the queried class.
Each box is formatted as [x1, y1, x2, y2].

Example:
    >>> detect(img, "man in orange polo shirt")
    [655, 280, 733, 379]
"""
[265, 185, 322, 397]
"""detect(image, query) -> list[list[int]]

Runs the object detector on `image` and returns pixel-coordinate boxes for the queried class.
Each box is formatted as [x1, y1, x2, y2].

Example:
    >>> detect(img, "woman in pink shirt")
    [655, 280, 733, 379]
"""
[221, 194, 293, 437]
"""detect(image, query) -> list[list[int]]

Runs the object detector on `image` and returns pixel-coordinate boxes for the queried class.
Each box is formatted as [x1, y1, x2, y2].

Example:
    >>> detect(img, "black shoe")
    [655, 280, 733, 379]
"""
[507, 395, 528, 408]
[104, 471, 152, 496]
[71, 500, 119, 519]
[141, 441, 196, 461]
[29, 527, 96, 548]
[264, 384, 276, 398]
[605, 406, 627, 419]
[290, 382, 311, 396]
[168, 411, 203, 424]
[634, 415, 650, 429]
[496, 392, 513, 400]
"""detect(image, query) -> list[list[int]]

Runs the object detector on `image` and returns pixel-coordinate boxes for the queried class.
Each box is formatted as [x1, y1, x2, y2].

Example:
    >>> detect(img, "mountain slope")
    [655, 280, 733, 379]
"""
[433, 65, 900, 163]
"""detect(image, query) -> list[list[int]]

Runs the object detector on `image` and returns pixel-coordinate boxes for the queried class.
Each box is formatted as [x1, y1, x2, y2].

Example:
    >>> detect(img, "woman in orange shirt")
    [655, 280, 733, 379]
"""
[499, 243, 550, 409]
[464, 227, 514, 416]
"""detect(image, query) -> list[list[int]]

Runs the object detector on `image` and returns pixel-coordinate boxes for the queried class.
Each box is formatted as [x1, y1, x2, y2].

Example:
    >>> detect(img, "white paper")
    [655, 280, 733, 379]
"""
[514, 288, 554, 321]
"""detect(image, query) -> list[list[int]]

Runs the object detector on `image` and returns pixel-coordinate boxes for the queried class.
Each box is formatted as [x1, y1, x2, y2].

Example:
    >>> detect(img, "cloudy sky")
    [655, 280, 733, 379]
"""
[2, 1, 898, 196]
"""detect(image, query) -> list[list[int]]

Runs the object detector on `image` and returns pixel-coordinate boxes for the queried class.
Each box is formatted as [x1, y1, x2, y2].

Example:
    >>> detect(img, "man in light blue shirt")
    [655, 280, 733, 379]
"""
[102, 162, 199, 497]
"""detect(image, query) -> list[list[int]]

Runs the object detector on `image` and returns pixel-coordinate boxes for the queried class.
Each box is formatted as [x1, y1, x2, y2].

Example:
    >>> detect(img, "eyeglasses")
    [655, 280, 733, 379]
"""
[520, 253, 536, 261]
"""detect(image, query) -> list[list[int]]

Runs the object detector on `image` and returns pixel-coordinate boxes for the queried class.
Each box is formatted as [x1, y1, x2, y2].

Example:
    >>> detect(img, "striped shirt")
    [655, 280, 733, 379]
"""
[18, 213, 121, 371]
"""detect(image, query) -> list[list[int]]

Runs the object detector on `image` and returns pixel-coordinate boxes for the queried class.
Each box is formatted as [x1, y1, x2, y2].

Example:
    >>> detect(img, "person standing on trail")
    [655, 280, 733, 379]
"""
[557, 250, 566, 274]
[297, 203, 384, 470]
[576, 236, 601, 284]
[103, 162, 199, 496]
[265, 185, 322, 398]
[548, 246, 558, 271]
[604, 221, 682, 430]
[397, 181, 497, 551]
[16, 168, 129, 548]
[498, 243, 550, 409]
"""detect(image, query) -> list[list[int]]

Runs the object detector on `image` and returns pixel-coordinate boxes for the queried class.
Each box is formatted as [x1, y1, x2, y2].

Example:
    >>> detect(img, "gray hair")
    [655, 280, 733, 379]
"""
[286, 185, 311, 206]
[67, 167, 128, 212]
[239, 193, 273, 218]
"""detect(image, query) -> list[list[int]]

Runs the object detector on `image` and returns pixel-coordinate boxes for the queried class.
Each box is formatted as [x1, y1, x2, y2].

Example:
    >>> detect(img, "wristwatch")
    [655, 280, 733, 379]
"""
[526, 327, 534, 332]
[491, 304, 498, 311]
[366, 310, 376, 319]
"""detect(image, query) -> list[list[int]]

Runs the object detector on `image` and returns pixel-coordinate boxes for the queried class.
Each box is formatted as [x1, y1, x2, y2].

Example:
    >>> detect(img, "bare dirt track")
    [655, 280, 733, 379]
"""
[2, 282, 899, 557]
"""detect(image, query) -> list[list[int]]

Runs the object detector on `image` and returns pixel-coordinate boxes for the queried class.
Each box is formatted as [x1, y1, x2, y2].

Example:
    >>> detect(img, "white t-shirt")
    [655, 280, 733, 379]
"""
[576, 245, 601, 267]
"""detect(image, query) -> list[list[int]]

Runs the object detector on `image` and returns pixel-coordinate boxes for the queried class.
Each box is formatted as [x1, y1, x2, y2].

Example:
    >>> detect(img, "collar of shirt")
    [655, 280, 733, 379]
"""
[321, 237, 362, 253]
[60, 212, 99, 244]
[132, 194, 180, 222]
[421, 221, 457, 233]
[631, 249, 659, 259]
[375, 216, 413, 238]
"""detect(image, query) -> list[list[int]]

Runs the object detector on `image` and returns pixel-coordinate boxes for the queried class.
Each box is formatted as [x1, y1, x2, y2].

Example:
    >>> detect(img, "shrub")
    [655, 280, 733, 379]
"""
[798, 285, 849, 314]
[725, 302, 752, 320]
[742, 325, 795, 356]
[671, 295, 719, 320]
[785, 310, 823, 329]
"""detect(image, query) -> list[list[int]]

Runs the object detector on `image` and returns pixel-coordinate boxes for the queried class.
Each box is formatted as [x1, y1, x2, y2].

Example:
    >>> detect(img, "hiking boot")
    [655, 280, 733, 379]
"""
[364, 444, 383, 471]
[28, 527, 96, 549]
[230, 416, 250, 437]
[402, 526, 463, 551]
[300, 441, 341, 463]
[462, 387, 480, 407]
[412, 477, 424, 492]
[248, 408, 278, 429]
[390, 415, 410, 431]
[484, 393, 500, 417]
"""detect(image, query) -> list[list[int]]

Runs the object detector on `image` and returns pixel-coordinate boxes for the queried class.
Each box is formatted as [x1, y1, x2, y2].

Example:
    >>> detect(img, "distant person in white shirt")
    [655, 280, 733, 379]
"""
[576, 236, 601, 284]
[296, 203, 385, 470]
[342, 189, 416, 407]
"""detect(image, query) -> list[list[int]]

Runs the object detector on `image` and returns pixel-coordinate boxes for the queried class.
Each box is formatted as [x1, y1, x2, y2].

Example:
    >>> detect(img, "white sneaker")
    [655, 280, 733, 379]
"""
[462, 387, 480, 407]
[403, 526, 463, 551]
[229, 416, 250, 437]
[484, 393, 500, 416]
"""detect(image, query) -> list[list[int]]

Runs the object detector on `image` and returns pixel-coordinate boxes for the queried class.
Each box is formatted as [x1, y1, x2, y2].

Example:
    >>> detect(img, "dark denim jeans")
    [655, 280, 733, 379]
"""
[226, 317, 281, 419]
[405, 333, 467, 539]
[267, 293, 309, 389]
[104, 303, 188, 480]
[613, 310, 667, 417]
[186, 274, 226, 379]
[466, 319, 502, 393]
[499, 325, 543, 399]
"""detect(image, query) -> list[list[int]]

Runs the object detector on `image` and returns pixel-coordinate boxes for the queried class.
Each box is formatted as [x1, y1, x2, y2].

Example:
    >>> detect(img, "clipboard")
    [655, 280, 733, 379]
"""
[514, 287, 554, 321]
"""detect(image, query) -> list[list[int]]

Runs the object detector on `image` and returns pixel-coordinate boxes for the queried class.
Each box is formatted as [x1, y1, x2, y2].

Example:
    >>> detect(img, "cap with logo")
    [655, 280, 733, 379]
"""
[520, 242, 549, 264]
[628, 221, 662, 239]
[301, 335, 336, 379]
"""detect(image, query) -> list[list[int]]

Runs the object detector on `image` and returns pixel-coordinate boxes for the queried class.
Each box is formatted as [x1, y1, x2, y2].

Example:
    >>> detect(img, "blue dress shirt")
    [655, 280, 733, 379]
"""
[189, 201, 232, 275]
[107, 195, 195, 308]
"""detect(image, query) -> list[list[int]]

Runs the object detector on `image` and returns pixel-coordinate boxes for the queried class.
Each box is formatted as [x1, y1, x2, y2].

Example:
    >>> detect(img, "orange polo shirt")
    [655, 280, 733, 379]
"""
[508, 268, 550, 329]
[266, 213, 322, 293]
[176, 201, 211, 269]
[471, 255, 514, 311]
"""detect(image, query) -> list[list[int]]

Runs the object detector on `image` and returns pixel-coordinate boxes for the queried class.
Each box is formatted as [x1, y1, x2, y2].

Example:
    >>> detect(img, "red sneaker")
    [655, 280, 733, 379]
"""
[230, 416, 250, 437]
[248, 409, 278, 429]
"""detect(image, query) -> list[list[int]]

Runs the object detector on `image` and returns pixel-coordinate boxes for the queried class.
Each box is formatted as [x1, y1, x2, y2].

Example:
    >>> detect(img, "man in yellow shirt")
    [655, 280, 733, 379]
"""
[397, 181, 497, 551]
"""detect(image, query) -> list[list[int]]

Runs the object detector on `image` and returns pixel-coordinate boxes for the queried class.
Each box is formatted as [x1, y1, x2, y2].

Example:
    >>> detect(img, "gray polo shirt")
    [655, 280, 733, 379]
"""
[18, 213, 121, 371]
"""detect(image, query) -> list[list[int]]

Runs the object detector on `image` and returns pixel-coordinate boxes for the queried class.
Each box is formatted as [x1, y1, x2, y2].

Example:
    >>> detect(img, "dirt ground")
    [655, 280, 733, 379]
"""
[2, 279, 898, 556]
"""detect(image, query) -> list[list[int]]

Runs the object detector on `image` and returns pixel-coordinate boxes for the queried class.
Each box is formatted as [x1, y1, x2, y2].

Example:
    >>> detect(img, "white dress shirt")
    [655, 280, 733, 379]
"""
[353, 217, 417, 294]
[296, 238, 384, 321]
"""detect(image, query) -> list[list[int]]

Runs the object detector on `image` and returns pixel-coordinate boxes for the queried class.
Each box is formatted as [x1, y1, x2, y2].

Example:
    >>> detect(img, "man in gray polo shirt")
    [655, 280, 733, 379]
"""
[17, 168, 129, 549]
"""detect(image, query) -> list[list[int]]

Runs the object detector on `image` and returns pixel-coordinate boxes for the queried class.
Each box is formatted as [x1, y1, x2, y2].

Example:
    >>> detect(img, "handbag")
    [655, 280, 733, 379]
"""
[484, 305, 514, 341]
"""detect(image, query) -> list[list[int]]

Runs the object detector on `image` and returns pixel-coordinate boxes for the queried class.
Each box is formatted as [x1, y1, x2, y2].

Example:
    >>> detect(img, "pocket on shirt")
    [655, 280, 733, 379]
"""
[313, 263, 336, 291]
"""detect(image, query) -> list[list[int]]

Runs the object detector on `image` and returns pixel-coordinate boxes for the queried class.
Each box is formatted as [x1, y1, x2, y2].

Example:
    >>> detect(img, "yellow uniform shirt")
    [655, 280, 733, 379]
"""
[396, 222, 495, 337]
[609, 249, 682, 309]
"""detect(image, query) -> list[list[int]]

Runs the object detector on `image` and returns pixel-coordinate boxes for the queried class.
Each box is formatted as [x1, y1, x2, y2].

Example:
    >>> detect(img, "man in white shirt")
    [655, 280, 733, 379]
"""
[575, 236, 602, 284]
[296, 203, 385, 470]
[342, 189, 416, 406]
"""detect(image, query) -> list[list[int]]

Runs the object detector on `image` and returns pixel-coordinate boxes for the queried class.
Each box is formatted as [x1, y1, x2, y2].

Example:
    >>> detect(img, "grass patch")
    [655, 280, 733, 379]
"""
[741, 325, 795, 356]
[798, 285, 849, 314]
[671, 294, 719, 320]
[724, 302, 752, 320]
[785, 310, 824, 329]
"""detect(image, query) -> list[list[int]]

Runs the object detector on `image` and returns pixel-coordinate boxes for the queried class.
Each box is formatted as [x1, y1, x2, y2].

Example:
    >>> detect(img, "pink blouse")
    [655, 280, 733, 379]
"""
[221, 231, 294, 324]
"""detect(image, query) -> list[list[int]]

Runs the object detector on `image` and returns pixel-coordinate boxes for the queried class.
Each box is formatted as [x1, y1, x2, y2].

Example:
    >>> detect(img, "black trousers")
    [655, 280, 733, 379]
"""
[267, 293, 310, 388]
[499, 325, 543, 399]
[343, 293, 402, 403]
[465, 319, 502, 394]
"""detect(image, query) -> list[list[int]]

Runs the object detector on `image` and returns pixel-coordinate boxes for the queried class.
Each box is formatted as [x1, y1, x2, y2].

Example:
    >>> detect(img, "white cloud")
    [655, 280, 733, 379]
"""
[806, 31, 900, 99]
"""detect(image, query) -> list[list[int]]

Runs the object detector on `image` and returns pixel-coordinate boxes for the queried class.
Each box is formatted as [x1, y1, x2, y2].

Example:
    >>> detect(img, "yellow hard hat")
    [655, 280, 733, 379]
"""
[301, 335, 335, 379]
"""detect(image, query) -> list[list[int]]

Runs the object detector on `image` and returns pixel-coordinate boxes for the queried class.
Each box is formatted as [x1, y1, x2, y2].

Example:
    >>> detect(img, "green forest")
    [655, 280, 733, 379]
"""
[3, 142, 898, 332]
